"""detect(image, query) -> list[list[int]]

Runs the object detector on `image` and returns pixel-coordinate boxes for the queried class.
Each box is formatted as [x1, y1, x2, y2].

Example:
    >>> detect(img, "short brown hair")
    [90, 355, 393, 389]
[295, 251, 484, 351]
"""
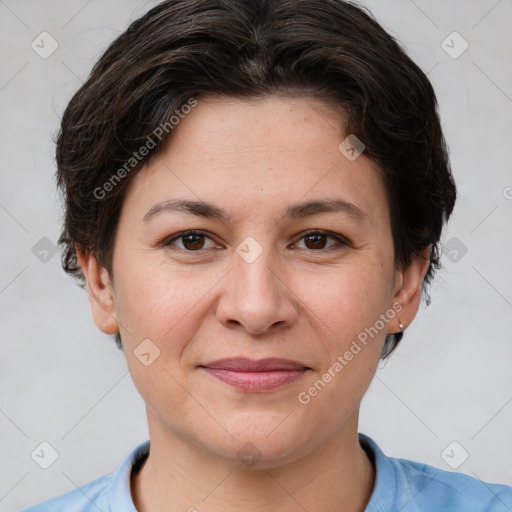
[55, 0, 457, 358]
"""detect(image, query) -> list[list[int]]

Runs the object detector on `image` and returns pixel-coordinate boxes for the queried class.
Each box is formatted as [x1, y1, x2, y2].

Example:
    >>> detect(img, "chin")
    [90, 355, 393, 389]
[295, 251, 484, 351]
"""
[199, 414, 312, 468]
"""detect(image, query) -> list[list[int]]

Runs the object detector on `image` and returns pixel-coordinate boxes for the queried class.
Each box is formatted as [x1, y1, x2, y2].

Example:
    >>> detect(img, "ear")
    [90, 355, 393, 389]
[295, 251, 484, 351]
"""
[76, 246, 120, 335]
[390, 245, 431, 333]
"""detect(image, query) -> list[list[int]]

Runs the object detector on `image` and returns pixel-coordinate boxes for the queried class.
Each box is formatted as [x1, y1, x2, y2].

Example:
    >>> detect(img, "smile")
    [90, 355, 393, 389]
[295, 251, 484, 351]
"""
[200, 367, 309, 392]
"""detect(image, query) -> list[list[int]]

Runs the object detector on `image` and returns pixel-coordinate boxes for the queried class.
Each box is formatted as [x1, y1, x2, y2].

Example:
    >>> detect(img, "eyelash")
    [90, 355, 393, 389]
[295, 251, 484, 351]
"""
[162, 229, 349, 253]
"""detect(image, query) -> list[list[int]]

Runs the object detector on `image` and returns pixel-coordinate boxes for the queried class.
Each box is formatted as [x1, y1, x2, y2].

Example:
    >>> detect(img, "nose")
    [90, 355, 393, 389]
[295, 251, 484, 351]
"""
[215, 241, 298, 335]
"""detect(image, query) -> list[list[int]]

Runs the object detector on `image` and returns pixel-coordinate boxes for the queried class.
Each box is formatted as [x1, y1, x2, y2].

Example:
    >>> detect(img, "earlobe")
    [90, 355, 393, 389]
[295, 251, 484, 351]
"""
[76, 246, 120, 335]
[390, 245, 431, 333]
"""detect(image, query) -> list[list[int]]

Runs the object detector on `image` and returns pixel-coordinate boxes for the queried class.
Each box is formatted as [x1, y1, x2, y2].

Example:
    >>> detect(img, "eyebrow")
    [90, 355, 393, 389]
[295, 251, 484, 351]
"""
[142, 198, 367, 223]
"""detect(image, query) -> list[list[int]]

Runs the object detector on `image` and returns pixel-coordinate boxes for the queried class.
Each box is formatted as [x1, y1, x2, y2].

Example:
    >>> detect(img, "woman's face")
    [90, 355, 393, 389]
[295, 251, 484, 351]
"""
[82, 95, 426, 467]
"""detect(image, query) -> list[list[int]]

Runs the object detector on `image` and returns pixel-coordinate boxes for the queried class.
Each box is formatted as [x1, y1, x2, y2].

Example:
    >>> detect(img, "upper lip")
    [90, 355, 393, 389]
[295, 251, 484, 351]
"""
[200, 358, 310, 372]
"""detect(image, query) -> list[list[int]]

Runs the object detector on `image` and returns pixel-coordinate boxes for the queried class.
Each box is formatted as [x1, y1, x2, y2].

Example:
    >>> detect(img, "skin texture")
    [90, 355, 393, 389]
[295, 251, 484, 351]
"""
[77, 95, 430, 512]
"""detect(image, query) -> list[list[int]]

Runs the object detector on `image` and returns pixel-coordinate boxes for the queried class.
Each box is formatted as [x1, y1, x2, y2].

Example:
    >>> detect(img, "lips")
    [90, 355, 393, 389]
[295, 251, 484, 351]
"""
[199, 358, 310, 392]
[200, 357, 310, 372]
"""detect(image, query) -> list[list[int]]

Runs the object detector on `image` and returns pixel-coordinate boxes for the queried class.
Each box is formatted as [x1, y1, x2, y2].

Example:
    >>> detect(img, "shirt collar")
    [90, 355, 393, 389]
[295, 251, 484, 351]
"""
[106, 433, 395, 511]
[359, 432, 397, 511]
[109, 439, 150, 512]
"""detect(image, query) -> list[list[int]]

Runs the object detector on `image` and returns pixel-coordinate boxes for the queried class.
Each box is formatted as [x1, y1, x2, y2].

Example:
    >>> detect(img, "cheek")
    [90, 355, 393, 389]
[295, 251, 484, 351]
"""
[114, 263, 204, 411]
[291, 255, 394, 404]
[113, 258, 208, 349]
[293, 258, 393, 337]
[295, 264, 388, 417]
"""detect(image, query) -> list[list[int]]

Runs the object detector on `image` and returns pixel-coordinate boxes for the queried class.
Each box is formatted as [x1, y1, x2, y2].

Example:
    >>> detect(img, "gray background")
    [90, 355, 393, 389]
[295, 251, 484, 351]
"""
[1, 0, 511, 510]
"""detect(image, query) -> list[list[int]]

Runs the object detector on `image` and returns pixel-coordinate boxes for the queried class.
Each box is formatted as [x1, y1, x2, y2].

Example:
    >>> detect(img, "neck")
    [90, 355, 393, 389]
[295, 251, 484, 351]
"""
[131, 411, 375, 512]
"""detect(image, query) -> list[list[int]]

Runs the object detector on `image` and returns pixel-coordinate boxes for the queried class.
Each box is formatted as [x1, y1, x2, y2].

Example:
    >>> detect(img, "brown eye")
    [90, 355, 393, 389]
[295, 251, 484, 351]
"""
[304, 233, 328, 250]
[164, 230, 218, 251]
[294, 230, 347, 251]
[181, 233, 205, 250]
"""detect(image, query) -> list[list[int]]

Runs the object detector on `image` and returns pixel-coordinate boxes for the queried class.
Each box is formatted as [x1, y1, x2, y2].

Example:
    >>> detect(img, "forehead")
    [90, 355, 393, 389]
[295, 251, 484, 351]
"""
[122, 95, 390, 227]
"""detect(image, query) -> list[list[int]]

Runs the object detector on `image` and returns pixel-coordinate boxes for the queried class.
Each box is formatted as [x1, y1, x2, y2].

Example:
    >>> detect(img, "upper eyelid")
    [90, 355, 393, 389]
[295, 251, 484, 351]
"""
[292, 229, 346, 244]
[292, 230, 350, 248]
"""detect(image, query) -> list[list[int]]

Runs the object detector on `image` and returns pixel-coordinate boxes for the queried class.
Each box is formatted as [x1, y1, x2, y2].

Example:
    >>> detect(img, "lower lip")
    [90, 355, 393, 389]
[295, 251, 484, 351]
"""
[201, 368, 308, 391]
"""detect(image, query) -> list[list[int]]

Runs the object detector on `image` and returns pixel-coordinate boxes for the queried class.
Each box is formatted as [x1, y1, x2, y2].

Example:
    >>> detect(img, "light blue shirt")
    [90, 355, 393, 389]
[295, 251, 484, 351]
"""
[21, 433, 512, 511]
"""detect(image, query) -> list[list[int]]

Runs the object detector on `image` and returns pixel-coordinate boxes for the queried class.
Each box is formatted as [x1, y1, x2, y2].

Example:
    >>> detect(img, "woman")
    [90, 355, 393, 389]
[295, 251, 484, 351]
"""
[22, 0, 512, 511]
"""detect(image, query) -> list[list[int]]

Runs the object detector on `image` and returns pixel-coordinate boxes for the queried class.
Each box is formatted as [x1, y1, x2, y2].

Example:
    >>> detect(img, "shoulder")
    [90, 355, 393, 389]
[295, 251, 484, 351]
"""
[19, 474, 111, 512]
[359, 433, 512, 511]
[390, 454, 512, 511]
[20, 439, 150, 512]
